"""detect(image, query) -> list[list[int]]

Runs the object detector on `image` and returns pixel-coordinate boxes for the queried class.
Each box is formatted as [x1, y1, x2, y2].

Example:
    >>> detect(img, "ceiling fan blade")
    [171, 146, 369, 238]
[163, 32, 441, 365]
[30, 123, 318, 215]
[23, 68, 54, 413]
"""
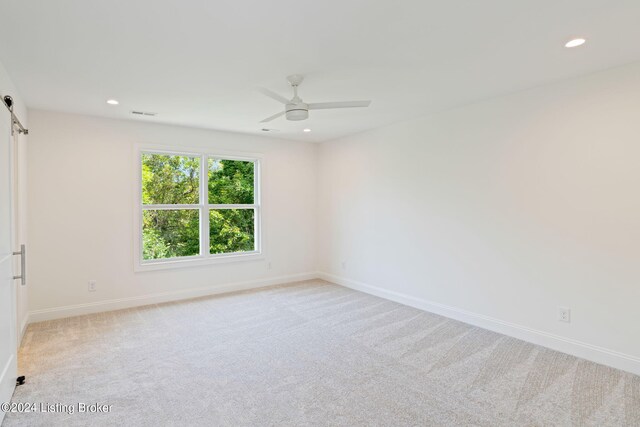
[260, 111, 285, 123]
[257, 87, 291, 104]
[308, 100, 371, 110]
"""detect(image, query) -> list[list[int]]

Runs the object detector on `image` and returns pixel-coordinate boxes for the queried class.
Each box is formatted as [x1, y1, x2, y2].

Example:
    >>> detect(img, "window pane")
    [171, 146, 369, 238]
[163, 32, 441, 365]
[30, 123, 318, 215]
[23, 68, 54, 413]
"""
[143, 210, 200, 260]
[208, 159, 254, 204]
[209, 209, 255, 254]
[142, 153, 200, 205]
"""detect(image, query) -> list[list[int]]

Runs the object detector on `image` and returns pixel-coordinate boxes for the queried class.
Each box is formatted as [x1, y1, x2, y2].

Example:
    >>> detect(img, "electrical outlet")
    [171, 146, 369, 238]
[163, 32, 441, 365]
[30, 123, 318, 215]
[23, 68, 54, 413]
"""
[341, 261, 347, 270]
[558, 307, 570, 323]
[88, 280, 97, 292]
[267, 261, 272, 270]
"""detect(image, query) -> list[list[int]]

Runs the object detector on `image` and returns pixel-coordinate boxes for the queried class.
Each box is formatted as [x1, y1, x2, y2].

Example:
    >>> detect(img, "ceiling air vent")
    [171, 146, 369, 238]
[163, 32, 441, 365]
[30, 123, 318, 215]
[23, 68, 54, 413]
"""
[131, 111, 157, 117]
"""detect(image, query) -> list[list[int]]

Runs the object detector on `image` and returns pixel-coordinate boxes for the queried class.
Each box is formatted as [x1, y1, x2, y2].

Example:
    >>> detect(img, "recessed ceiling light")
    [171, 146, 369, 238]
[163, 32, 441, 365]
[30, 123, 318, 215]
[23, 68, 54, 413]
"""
[565, 38, 586, 48]
[303, 128, 311, 133]
[106, 99, 119, 105]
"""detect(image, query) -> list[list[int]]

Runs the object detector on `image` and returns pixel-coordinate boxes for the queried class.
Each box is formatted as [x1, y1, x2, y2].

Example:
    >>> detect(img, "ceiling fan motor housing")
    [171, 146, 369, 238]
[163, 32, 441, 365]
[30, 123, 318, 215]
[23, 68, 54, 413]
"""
[259, 75, 371, 123]
[285, 102, 309, 121]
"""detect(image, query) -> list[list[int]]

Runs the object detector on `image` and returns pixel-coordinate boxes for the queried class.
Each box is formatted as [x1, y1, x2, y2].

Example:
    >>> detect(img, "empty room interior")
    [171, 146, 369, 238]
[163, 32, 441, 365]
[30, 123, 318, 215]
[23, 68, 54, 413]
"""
[1, 1, 640, 425]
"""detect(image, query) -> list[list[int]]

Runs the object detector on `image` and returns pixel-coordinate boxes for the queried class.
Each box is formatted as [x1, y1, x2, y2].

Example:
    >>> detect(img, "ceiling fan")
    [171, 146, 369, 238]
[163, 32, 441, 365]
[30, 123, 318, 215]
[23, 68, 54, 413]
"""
[258, 75, 371, 123]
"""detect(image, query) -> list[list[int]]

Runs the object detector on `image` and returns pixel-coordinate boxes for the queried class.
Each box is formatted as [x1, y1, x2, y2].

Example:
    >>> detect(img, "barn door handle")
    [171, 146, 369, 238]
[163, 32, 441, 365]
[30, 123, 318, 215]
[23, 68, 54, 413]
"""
[12, 244, 25, 286]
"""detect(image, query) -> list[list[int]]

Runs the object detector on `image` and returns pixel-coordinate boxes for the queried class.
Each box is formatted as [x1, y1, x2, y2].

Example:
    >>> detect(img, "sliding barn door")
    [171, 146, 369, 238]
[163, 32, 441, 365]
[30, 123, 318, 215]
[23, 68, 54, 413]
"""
[0, 106, 18, 422]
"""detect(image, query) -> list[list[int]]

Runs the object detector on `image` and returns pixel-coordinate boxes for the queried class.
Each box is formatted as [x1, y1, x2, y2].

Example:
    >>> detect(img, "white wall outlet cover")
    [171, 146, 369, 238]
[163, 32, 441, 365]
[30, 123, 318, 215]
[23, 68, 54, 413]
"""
[558, 307, 571, 323]
[88, 280, 97, 292]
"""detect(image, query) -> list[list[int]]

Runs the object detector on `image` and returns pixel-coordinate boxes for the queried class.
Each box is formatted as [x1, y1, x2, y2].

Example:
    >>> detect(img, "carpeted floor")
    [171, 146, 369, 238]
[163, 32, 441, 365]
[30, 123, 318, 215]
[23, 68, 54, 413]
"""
[4, 280, 640, 426]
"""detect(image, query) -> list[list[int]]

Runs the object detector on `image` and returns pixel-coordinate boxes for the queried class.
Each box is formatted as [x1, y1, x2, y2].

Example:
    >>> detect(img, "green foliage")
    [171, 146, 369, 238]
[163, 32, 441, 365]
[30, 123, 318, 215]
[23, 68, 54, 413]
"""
[208, 159, 255, 254]
[210, 209, 255, 254]
[142, 153, 199, 204]
[208, 159, 254, 204]
[142, 210, 199, 259]
[141, 154, 255, 260]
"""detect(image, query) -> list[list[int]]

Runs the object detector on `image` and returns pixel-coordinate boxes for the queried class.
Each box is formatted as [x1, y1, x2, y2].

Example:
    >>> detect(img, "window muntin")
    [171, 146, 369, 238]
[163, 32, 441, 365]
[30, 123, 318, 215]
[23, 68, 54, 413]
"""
[138, 150, 260, 265]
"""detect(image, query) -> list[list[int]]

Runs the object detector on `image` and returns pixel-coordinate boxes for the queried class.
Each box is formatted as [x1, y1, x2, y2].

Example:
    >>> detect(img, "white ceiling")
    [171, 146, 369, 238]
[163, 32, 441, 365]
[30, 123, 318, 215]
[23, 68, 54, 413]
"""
[1, 0, 640, 143]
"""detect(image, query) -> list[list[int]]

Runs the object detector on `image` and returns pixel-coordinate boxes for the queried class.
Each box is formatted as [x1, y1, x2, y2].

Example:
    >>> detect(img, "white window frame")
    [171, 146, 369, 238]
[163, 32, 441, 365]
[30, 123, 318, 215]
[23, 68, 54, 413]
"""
[133, 144, 263, 272]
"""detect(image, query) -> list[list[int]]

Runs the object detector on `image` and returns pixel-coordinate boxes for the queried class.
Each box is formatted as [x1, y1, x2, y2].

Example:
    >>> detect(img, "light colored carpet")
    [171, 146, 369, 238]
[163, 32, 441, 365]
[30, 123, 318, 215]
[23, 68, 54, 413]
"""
[4, 279, 639, 426]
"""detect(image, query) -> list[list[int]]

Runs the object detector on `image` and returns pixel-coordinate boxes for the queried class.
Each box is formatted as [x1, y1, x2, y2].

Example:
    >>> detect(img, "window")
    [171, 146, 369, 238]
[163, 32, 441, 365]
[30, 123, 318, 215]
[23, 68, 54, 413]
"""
[135, 147, 261, 269]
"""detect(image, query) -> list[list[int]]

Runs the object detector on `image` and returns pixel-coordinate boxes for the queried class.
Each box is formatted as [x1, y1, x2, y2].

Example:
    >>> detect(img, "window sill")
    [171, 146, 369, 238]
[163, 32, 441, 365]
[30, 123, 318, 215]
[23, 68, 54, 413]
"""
[134, 252, 264, 272]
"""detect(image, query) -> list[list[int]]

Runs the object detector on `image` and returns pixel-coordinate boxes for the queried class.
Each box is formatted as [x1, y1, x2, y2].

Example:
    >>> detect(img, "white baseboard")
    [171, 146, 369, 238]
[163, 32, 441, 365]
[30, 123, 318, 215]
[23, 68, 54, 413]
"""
[318, 272, 640, 376]
[27, 272, 318, 323]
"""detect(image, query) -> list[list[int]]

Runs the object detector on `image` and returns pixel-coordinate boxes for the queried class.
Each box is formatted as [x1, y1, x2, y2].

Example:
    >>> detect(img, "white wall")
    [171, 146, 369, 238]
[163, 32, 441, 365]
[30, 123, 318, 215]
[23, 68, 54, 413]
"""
[0, 61, 29, 340]
[27, 110, 317, 318]
[318, 61, 640, 373]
